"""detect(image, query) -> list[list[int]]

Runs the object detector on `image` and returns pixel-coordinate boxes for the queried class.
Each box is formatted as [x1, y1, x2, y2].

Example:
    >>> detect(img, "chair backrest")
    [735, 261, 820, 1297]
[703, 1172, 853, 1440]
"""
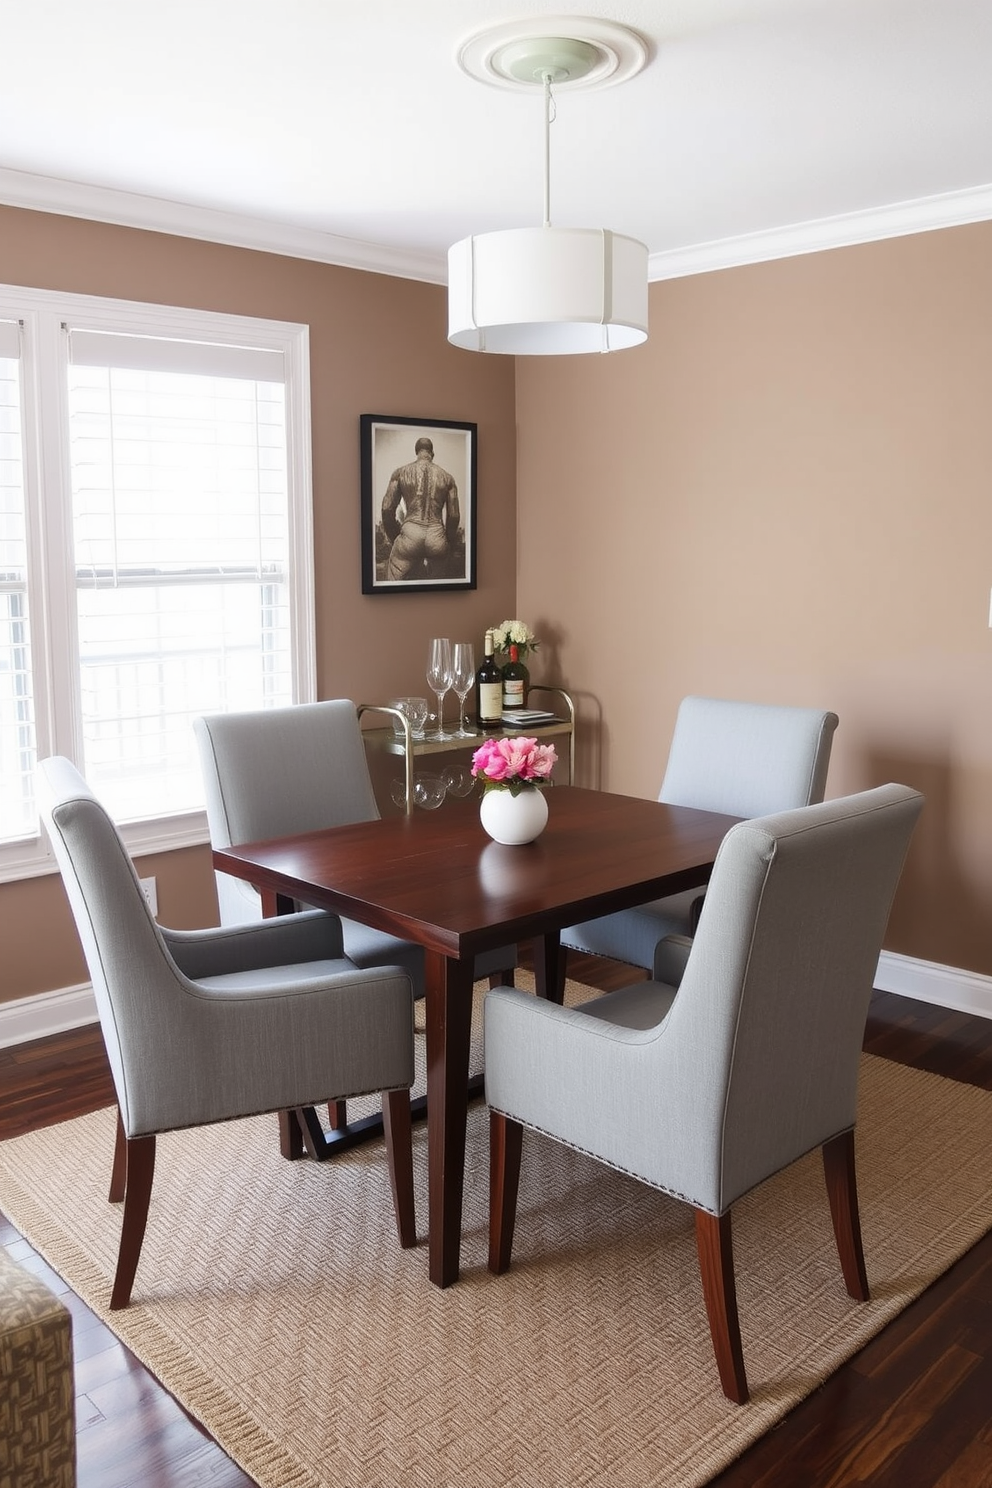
[644, 784, 922, 1214]
[35, 756, 180, 1124]
[194, 700, 379, 923]
[658, 696, 838, 818]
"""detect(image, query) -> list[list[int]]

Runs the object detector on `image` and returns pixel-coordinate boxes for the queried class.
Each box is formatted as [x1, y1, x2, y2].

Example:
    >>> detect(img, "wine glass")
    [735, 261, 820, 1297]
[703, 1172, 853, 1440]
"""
[426, 637, 454, 740]
[441, 764, 476, 797]
[413, 772, 447, 809]
[450, 641, 476, 738]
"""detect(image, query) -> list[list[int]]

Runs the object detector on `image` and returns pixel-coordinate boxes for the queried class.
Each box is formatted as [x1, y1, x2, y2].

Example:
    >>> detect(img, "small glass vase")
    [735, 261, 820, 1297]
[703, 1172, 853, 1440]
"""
[479, 785, 549, 845]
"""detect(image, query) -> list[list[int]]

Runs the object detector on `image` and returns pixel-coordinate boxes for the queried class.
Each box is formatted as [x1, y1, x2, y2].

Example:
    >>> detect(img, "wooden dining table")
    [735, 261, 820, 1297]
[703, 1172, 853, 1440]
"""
[213, 785, 740, 1287]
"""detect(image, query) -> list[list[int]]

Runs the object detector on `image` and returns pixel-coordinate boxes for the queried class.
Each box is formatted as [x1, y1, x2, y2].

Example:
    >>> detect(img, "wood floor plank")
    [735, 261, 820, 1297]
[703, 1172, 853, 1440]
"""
[869, 1352, 992, 1488]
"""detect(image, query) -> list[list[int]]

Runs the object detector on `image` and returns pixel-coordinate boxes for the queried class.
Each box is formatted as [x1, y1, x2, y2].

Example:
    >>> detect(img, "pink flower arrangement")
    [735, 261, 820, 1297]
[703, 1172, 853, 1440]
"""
[471, 736, 557, 796]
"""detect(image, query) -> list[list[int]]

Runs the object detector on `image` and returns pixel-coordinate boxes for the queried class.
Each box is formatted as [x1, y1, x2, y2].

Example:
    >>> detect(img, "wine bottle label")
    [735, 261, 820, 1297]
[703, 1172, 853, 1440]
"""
[478, 681, 502, 723]
[502, 678, 525, 708]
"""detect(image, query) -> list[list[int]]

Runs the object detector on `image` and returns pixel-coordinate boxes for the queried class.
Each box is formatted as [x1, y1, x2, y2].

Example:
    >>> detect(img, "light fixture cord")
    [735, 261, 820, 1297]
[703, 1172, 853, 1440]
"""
[542, 71, 557, 228]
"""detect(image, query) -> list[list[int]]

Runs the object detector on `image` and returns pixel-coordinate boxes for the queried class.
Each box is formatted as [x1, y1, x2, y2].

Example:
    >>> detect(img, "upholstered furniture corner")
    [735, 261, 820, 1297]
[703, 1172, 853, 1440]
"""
[0, 1246, 76, 1488]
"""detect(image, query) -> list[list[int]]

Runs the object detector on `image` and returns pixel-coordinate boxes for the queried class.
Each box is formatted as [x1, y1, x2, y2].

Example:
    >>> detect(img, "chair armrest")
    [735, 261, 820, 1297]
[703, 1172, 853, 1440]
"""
[652, 933, 694, 987]
[162, 910, 346, 979]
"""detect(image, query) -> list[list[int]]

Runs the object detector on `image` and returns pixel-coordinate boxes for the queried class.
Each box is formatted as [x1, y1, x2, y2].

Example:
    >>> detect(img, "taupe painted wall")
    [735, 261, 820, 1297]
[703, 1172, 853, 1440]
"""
[516, 221, 992, 973]
[3, 207, 990, 1003]
[0, 205, 517, 1000]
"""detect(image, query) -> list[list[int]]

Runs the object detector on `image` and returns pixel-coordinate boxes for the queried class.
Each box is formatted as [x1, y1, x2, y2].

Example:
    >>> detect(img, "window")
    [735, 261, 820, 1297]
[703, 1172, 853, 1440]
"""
[0, 320, 32, 845]
[0, 288, 314, 880]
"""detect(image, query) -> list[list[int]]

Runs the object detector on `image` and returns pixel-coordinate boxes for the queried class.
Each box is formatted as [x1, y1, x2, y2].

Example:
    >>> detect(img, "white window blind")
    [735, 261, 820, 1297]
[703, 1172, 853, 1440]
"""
[66, 329, 294, 822]
[0, 321, 35, 843]
[0, 287, 314, 878]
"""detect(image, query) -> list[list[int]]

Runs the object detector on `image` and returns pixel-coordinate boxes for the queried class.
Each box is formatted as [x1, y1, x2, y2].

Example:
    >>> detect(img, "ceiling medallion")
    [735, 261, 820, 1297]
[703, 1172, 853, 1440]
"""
[457, 16, 649, 92]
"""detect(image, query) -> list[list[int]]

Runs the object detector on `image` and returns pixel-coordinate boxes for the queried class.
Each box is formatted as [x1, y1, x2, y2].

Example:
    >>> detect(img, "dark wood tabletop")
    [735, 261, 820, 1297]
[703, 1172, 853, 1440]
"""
[214, 785, 737, 957]
[214, 785, 740, 1286]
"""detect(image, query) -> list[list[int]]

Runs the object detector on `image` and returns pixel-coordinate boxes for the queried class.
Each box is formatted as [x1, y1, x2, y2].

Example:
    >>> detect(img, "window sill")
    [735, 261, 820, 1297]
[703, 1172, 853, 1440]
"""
[0, 811, 211, 884]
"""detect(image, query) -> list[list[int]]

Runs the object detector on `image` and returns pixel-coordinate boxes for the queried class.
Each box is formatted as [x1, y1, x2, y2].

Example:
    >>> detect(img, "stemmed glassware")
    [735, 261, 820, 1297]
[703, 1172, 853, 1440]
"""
[451, 641, 476, 738]
[426, 637, 454, 741]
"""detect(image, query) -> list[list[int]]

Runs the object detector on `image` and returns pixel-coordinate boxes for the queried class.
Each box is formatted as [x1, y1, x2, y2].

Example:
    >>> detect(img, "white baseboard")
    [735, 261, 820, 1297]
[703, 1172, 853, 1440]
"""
[0, 983, 97, 1049]
[1, 953, 990, 1050]
[874, 951, 992, 1021]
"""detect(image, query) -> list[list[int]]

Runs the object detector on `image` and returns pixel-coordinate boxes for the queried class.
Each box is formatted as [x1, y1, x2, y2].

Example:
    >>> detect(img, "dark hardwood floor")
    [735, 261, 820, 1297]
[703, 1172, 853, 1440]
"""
[2, 953, 991, 1487]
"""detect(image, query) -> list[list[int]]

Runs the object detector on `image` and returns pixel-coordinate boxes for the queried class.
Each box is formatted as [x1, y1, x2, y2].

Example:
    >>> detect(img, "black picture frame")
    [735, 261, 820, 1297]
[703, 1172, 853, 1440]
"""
[360, 414, 477, 594]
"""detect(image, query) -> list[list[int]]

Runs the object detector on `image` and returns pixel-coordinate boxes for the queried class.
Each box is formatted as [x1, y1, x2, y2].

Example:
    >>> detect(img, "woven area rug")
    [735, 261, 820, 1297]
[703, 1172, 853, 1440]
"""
[2, 975, 992, 1488]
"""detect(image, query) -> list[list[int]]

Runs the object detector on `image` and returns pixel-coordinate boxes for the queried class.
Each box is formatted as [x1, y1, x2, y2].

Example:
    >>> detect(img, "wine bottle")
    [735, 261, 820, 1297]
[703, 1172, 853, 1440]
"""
[475, 631, 503, 729]
[501, 642, 528, 715]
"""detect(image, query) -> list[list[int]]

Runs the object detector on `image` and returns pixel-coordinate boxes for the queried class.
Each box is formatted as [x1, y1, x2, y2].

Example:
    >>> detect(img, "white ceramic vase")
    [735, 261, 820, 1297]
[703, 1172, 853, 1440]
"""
[479, 786, 549, 845]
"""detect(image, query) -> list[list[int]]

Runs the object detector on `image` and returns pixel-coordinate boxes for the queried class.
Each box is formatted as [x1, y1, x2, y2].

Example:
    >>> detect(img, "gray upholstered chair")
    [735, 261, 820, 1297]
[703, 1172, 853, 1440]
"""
[486, 783, 923, 1403]
[194, 700, 517, 990]
[560, 695, 839, 971]
[36, 755, 417, 1311]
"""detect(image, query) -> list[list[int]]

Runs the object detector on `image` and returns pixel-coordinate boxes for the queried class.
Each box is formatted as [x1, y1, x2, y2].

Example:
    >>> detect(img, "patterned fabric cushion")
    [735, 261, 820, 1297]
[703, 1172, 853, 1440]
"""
[0, 1246, 76, 1488]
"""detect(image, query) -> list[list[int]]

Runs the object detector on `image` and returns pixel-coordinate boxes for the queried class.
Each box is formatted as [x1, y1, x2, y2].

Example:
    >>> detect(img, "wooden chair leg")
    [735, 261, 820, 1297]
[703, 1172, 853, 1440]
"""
[382, 1089, 416, 1249]
[110, 1133, 156, 1311]
[278, 1109, 305, 1159]
[822, 1129, 870, 1301]
[488, 1110, 524, 1274]
[489, 969, 515, 988]
[109, 1106, 127, 1202]
[693, 1208, 749, 1404]
[327, 1100, 347, 1130]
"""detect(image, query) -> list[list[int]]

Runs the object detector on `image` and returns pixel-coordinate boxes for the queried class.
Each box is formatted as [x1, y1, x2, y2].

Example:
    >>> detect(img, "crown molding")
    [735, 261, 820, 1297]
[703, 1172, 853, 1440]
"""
[0, 166, 443, 283]
[2, 166, 992, 287]
[648, 182, 992, 280]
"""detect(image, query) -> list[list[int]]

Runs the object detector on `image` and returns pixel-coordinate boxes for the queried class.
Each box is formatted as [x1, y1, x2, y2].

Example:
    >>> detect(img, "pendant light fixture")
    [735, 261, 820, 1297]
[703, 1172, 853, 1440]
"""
[448, 19, 650, 356]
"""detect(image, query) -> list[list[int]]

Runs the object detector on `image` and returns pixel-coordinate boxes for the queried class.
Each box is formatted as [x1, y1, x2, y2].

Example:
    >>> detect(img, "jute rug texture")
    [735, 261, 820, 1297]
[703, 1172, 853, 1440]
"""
[1, 977, 991, 1488]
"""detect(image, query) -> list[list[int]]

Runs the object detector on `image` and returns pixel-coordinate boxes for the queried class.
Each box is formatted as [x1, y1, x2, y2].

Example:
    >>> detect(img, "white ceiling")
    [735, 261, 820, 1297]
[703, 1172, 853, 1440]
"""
[1, 0, 990, 283]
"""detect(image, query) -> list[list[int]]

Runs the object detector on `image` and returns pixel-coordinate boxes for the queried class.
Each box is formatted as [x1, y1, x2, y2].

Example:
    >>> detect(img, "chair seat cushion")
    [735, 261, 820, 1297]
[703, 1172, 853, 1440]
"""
[197, 956, 359, 993]
[561, 888, 701, 969]
[341, 920, 426, 986]
[575, 981, 679, 1030]
[342, 918, 516, 992]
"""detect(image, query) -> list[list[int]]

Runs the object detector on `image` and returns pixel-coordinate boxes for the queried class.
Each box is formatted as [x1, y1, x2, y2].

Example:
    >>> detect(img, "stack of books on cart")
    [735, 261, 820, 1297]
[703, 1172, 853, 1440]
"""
[501, 708, 560, 727]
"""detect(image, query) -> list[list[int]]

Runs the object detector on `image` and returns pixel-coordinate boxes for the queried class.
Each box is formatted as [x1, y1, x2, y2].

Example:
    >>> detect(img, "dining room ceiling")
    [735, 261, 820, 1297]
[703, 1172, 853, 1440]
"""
[0, 0, 990, 284]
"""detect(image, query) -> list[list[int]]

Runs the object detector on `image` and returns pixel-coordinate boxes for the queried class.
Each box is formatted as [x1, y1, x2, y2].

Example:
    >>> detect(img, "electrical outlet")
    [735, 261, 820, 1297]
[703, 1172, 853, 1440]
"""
[139, 876, 158, 918]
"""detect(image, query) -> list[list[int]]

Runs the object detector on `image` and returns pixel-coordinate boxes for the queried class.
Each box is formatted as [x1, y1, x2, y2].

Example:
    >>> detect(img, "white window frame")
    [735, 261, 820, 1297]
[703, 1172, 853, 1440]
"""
[1, 284, 315, 882]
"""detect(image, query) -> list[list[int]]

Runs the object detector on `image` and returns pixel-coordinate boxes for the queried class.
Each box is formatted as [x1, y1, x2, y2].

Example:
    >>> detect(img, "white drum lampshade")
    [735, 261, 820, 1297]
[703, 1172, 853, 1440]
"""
[448, 226, 648, 355]
[448, 20, 650, 356]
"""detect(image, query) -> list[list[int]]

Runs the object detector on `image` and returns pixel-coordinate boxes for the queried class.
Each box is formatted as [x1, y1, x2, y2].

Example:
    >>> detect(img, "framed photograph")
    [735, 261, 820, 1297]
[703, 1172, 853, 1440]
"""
[361, 414, 477, 594]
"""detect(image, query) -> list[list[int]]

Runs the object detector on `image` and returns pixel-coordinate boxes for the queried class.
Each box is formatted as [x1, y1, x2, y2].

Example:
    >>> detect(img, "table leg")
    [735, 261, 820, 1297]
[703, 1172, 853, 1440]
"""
[278, 1109, 304, 1159]
[425, 948, 475, 1287]
[533, 931, 566, 1004]
[260, 887, 296, 918]
[263, 889, 310, 1160]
